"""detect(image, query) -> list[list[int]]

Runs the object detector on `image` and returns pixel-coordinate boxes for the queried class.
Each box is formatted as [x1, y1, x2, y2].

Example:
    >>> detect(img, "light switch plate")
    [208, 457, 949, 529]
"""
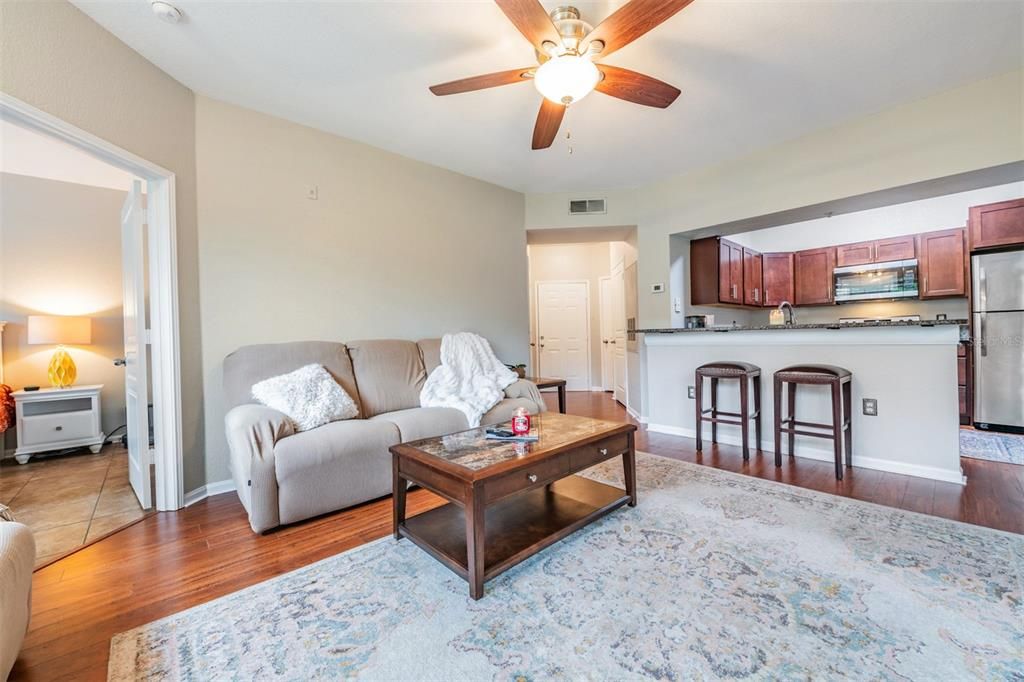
[687, 386, 695, 399]
[862, 398, 878, 416]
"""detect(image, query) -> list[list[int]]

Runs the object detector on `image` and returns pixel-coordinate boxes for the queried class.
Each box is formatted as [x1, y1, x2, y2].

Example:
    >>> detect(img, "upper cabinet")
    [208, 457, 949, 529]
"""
[742, 248, 763, 306]
[762, 252, 795, 307]
[690, 236, 748, 307]
[919, 228, 967, 299]
[835, 240, 875, 267]
[969, 198, 1024, 251]
[836, 235, 916, 266]
[793, 247, 836, 306]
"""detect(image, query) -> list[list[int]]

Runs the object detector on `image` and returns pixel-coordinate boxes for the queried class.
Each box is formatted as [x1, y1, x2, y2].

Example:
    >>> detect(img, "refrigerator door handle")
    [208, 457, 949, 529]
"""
[979, 313, 987, 357]
[978, 267, 987, 311]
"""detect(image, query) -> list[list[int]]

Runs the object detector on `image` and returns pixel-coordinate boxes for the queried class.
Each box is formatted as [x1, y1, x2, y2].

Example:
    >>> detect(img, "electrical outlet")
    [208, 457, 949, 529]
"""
[651, 283, 665, 293]
[687, 386, 695, 399]
[862, 398, 878, 416]
[306, 184, 318, 200]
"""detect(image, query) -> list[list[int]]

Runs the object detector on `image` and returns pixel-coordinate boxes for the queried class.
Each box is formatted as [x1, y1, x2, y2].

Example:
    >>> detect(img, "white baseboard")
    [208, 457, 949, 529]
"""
[626, 405, 646, 424]
[591, 386, 608, 392]
[645, 423, 966, 485]
[184, 479, 236, 506]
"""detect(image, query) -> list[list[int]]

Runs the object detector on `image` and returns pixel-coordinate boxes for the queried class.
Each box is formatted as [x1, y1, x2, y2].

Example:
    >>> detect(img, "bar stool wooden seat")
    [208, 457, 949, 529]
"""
[773, 364, 852, 479]
[695, 361, 762, 460]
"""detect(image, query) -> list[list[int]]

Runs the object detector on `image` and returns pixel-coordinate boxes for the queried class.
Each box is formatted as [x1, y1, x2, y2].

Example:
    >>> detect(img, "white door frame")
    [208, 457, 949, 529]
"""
[598, 275, 613, 391]
[1, 93, 184, 511]
[534, 279, 592, 390]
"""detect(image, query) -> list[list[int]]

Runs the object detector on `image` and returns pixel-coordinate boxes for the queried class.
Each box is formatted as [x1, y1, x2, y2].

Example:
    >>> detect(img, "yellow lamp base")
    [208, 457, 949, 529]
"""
[48, 347, 77, 388]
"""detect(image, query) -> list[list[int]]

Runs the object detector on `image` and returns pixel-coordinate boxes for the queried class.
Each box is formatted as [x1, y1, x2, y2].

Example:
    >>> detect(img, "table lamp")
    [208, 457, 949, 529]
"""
[27, 315, 92, 388]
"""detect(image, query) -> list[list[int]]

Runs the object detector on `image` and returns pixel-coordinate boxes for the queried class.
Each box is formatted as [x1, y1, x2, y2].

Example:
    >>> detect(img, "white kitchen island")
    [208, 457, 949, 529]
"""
[641, 321, 966, 484]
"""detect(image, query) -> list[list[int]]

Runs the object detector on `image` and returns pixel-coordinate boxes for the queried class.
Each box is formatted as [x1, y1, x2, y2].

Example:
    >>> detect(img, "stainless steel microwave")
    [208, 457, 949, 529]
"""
[833, 259, 919, 303]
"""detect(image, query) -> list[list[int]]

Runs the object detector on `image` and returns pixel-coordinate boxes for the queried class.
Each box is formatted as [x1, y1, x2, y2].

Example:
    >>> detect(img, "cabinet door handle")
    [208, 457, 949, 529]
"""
[754, 287, 760, 302]
[923, 275, 928, 295]
[55, 425, 63, 431]
[731, 284, 738, 300]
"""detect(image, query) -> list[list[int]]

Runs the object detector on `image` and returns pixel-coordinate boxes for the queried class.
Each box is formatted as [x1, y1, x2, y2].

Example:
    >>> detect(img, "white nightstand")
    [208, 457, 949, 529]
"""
[12, 385, 106, 464]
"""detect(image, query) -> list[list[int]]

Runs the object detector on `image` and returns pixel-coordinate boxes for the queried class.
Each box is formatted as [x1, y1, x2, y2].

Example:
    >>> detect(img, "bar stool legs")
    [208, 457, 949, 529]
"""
[695, 362, 762, 461]
[773, 364, 853, 480]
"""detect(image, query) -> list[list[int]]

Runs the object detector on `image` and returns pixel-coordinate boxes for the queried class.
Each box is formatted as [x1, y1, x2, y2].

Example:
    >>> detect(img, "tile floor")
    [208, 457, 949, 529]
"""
[0, 444, 148, 566]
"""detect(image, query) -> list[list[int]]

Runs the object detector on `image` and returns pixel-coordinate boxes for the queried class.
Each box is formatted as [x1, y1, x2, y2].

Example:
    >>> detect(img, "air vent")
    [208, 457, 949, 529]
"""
[569, 198, 606, 215]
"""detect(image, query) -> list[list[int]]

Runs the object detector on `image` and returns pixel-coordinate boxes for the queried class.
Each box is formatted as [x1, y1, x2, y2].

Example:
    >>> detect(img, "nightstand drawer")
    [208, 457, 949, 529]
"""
[20, 411, 96, 446]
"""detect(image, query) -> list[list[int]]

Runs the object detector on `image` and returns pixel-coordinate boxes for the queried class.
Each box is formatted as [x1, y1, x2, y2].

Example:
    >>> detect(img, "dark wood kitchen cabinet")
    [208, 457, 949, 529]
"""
[836, 235, 916, 267]
[919, 227, 966, 298]
[690, 236, 748, 306]
[761, 252, 794, 307]
[836, 240, 875, 267]
[958, 341, 972, 425]
[793, 247, 836, 306]
[969, 198, 1024, 251]
[874, 235, 916, 262]
[742, 248, 763, 306]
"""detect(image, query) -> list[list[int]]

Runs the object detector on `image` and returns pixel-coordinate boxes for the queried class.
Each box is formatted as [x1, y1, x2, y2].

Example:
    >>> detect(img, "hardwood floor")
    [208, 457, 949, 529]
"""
[10, 391, 1023, 681]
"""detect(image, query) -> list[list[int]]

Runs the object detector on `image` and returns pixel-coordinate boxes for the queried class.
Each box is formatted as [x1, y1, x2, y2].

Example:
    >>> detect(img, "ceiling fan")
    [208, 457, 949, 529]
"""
[430, 0, 693, 150]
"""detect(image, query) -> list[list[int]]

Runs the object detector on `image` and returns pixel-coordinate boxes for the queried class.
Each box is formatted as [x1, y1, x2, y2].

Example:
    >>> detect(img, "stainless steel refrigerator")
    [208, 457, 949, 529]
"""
[972, 249, 1024, 432]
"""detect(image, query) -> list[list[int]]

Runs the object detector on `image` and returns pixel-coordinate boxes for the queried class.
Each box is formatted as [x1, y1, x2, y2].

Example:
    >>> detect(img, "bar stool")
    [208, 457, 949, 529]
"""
[695, 362, 762, 460]
[773, 364, 852, 479]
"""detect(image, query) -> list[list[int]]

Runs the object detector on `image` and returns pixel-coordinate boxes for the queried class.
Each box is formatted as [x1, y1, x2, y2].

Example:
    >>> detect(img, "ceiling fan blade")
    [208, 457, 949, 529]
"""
[582, 0, 695, 59]
[429, 67, 535, 96]
[494, 0, 563, 53]
[532, 99, 565, 150]
[596, 65, 681, 108]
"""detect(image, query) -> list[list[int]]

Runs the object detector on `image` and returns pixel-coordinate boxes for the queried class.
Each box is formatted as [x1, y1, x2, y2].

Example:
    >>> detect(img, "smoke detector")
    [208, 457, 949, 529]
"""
[151, 1, 183, 24]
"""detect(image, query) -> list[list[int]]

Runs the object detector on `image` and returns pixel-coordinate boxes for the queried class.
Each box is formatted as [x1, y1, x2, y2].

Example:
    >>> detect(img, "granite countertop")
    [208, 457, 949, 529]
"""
[638, 319, 969, 333]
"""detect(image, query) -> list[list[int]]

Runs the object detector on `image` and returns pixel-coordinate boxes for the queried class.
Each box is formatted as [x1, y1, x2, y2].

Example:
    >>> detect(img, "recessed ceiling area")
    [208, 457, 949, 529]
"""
[71, 0, 1023, 193]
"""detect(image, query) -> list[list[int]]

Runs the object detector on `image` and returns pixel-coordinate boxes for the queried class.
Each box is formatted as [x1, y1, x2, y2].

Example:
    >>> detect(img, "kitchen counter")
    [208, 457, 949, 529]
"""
[638, 319, 967, 333]
[642, 323, 964, 484]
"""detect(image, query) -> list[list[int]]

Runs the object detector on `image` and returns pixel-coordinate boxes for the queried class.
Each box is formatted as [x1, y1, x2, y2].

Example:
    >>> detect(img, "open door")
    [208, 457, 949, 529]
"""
[121, 180, 152, 509]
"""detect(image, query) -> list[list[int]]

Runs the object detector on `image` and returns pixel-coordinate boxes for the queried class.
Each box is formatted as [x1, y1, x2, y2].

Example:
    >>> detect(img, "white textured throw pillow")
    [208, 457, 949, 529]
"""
[251, 364, 359, 432]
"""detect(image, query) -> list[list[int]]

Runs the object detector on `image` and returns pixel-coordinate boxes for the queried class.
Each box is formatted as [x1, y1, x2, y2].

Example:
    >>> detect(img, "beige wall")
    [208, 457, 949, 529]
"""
[195, 96, 528, 484]
[528, 242, 611, 386]
[526, 69, 1024, 328]
[0, 173, 127, 450]
[0, 0, 206, 490]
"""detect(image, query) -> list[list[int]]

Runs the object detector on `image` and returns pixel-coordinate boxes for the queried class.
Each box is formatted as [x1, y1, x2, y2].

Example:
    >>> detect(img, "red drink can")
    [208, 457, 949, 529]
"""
[511, 408, 531, 436]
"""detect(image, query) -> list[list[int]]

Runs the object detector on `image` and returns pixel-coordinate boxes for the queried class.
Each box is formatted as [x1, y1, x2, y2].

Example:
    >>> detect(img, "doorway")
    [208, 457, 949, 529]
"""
[0, 94, 184, 562]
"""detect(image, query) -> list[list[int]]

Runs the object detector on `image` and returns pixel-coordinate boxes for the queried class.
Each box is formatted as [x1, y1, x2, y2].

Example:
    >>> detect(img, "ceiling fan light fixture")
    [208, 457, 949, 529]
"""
[533, 55, 600, 106]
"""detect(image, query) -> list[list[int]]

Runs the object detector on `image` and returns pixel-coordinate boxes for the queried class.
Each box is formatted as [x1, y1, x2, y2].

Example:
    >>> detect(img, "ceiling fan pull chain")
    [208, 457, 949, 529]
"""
[566, 128, 573, 155]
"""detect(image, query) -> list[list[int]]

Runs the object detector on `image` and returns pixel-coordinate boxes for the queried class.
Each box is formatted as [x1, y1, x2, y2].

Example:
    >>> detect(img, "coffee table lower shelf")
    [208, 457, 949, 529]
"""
[399, 475, 628, 586]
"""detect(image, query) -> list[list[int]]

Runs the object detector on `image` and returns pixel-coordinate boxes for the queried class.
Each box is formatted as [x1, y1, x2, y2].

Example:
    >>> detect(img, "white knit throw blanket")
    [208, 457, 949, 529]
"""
[420, 332, 518, 427]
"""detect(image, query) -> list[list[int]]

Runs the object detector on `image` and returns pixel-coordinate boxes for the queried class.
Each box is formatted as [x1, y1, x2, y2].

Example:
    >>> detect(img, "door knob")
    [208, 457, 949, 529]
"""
[113, 358, 127, 367]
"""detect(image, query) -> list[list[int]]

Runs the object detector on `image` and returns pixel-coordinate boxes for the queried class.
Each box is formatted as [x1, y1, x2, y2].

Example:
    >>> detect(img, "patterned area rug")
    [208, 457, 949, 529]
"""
[960, 428, 1024, 465]
[108, 454, 1023, 681]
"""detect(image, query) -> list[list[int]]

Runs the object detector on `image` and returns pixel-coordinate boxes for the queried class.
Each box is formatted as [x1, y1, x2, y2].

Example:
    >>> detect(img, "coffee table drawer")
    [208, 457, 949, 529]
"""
[570, 434, 630, 471]
[484, 454, 569, 504]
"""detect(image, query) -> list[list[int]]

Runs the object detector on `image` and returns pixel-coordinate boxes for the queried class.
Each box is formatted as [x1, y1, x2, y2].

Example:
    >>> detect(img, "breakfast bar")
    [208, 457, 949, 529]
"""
[640, 320, 966, 484]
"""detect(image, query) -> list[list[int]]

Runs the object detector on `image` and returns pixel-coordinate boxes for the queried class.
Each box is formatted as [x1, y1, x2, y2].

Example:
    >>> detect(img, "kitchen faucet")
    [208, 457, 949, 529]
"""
[777, 301, 796, 325]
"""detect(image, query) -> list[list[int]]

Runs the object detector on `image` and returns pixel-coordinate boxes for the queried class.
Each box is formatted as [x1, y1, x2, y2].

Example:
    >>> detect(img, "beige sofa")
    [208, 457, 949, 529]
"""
[223, 338, 545, 533]
[0, 520, 34, 680]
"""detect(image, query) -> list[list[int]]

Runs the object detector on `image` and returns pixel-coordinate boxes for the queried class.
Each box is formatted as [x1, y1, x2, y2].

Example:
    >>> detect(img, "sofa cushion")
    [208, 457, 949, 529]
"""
[481, 398, 542, 426]
[417, 338, 442, 375]
[346, 339, 426, 417]
[371, 406, 468, 443]
[223, 341, 361, 415]
[273, 419, 399, 525]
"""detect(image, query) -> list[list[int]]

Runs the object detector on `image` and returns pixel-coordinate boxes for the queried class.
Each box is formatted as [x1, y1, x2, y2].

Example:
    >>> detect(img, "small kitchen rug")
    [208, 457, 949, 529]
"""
[960, 428, 1024, 465]
[108, 453, 1023, 681]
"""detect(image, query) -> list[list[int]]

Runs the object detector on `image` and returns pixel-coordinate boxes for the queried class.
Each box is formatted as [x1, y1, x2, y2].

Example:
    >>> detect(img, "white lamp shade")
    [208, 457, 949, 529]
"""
[534, 55, 601, 105]
[27, 315, 92, 345]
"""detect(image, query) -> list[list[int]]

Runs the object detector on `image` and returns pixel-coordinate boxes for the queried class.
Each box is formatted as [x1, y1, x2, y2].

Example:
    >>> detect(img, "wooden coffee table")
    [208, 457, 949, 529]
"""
[390, 413, 637, 599]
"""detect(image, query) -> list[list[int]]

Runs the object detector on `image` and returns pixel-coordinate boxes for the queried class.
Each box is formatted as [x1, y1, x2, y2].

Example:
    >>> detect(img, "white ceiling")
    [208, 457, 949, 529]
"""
[72, 0, 1023, 193]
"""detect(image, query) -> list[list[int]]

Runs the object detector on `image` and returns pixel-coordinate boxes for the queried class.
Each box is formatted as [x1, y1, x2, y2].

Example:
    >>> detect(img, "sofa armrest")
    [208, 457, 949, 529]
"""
[224, 404, 295, 533]
[0, 521, 34, 681]
[503, 379, 548, 413]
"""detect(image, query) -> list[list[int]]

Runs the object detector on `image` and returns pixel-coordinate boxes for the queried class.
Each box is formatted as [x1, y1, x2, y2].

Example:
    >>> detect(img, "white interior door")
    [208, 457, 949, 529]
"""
[537, 280, 590, 391]
[121, 180, 152, 509]
[599, 276, 614, 390]
[612, 265, 627, 404]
